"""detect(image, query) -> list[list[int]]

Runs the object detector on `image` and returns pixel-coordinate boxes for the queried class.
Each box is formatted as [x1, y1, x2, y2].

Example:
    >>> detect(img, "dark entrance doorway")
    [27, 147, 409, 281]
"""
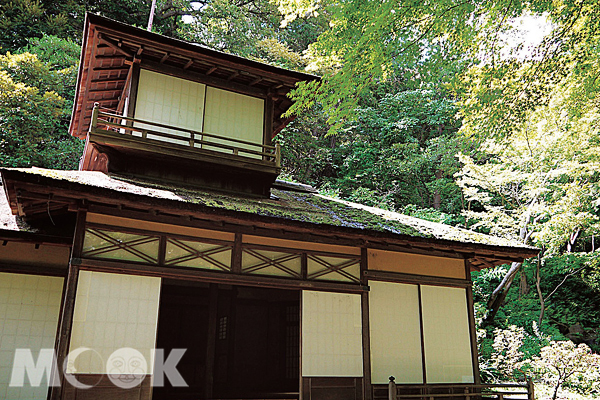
[153, 280, 300, 400]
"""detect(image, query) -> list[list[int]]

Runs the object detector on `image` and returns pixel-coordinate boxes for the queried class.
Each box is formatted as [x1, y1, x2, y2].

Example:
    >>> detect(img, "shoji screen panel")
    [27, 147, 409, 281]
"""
[0, 273, 64, 400]
[134, 69, 206, 145]
[420, 285, 474, 383]
[204, 87, 264, 155]
[67, 271, 161, 375]
[302, 291, 363, 377]
[369, 281, 423, 384]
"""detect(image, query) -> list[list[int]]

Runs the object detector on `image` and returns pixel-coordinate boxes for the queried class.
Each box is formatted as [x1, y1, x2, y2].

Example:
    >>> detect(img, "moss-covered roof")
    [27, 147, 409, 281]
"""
[3, 167, 538, 256]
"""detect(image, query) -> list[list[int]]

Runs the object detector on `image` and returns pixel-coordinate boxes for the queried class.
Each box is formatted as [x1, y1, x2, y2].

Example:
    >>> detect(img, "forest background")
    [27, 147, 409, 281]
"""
[2, 0, 600, 398]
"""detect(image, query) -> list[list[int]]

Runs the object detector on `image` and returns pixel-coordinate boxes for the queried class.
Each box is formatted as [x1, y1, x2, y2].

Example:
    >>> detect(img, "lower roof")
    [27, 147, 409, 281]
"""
[1, 167, 539, 269]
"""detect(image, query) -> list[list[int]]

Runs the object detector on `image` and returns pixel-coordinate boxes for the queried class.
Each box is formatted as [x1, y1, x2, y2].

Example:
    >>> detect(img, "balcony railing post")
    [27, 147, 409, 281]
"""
[388, 376, 396, 400]
[275, 143, 281, 168]
[91, 102, 100, 131]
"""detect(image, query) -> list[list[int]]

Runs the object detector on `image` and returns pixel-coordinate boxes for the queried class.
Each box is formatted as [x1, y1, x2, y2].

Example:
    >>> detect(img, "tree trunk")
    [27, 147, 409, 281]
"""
[483, 261, 521, 326]
[536, 252, 545, 326]
[566, 228, 580, 253]
[519, 269, 529, 298]
[552, 380, 561, 400]
[433, 169, 443, 210]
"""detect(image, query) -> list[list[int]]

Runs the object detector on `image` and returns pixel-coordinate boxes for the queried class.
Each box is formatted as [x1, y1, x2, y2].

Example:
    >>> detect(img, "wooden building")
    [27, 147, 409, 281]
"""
[0, 13, 538, 400]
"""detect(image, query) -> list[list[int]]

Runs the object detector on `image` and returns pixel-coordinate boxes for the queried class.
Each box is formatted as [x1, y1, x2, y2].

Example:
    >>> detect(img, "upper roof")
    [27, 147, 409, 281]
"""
[1, 167, 539, 269]
[69, 13, 318, 139]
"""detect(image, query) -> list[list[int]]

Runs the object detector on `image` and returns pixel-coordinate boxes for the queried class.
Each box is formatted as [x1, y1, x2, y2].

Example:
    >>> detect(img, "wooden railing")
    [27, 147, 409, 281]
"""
[89, 103, 281, 168]
[374, 377, 534, 400]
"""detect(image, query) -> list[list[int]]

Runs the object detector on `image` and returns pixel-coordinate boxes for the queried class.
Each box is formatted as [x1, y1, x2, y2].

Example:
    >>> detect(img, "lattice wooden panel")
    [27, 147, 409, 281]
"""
[241, 248, 302, 278]
[307, 254, 361, 283]
[165, 238, 232, 271]
[82, 227, 160, 263]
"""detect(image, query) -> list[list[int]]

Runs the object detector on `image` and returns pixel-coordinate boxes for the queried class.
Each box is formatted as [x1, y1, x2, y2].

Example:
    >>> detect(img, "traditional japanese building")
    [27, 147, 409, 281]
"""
[0, 13, 538, 400]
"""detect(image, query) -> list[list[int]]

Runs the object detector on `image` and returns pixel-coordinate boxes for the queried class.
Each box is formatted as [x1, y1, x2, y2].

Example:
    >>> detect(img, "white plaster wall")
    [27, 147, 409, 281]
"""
[369, 281, 423, 384]
[420, 285, 474, 383]
[302, 291, 363, 377]
[0, 273, 64, 400]
[67, 271, 161, 375]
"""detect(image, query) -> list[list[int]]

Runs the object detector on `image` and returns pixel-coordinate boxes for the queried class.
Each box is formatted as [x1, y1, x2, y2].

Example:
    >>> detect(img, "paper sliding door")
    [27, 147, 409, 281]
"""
[63, 271, 161, 400]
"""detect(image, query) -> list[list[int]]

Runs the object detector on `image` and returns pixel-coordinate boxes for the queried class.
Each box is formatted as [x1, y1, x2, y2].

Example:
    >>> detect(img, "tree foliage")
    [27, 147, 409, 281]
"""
[0, 37, 83, 169]
[530, 341, 600, 400]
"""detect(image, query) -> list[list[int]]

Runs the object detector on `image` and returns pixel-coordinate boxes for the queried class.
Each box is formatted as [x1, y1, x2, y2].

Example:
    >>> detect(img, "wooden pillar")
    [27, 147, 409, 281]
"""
[232, 232, 242, 274]
[205, 283, 219, 399]
[126, 63, 141, 123]
[465, 259, 481, 385]
[263, 96, 274, 147]
[417, 285, 427, 384]
[50, 208, 86, 400]
[361, 248, 372, 400]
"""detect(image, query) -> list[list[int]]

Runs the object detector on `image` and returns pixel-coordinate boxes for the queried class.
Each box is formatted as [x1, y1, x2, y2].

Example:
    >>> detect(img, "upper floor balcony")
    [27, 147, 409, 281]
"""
[87, 104, 281, 176]
[72, 14, 318, 195]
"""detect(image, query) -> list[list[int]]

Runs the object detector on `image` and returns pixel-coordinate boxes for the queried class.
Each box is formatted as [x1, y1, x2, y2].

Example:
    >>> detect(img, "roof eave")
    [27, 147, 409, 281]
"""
[0, 168, 540, 266]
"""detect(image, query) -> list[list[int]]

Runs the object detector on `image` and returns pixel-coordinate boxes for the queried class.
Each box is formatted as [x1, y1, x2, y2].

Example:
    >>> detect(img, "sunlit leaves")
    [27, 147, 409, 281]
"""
[0, 42, 83, 169]
[529, 341, 600, 399]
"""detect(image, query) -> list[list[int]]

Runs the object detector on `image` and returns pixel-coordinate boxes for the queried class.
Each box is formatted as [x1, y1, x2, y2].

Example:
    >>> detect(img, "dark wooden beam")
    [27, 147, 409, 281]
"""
[0, 262, 67, 277]
[86, 88, 123, 95]
[91, 77, 126, 84]
[98, 33, 133, 58]
[141, 60, 267, 98]
[249, 77, 263, 86]
[227, 70, 239, 80]
[94, 54, 127, 60]
[206, 66, 218, 75]
[363, 270, 472, 288]
[183, 59, 194, 70]
[160, 52, 170, 63]
[73, 257, 369, 294]
[92, 66, 129, 73]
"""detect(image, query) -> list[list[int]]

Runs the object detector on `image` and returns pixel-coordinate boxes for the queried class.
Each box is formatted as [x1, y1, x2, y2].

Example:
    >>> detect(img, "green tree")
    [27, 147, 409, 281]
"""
[530, 341, 600, 400]
[457, 62, 600, 323]
[0, 42, 83, 168]
[275, 0, 600, 141]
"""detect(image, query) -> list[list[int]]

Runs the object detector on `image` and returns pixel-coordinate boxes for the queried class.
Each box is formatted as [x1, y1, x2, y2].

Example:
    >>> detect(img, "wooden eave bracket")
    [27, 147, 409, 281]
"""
[97, 33, 133, 58]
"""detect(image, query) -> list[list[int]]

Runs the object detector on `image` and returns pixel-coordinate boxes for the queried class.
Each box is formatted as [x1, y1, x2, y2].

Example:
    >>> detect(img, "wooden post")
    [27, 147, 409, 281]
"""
[49, 208, 86, 400]
[361, 291, 372, 400]
[361, 248, 372, 400]
[465, 259, 481, 385]
[205, 283, 219, 399]
[388, 376, 396, 400]
[231, 232, 242, 274]
[91, 102, 99, 131]
[275, 143, 281, 168]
